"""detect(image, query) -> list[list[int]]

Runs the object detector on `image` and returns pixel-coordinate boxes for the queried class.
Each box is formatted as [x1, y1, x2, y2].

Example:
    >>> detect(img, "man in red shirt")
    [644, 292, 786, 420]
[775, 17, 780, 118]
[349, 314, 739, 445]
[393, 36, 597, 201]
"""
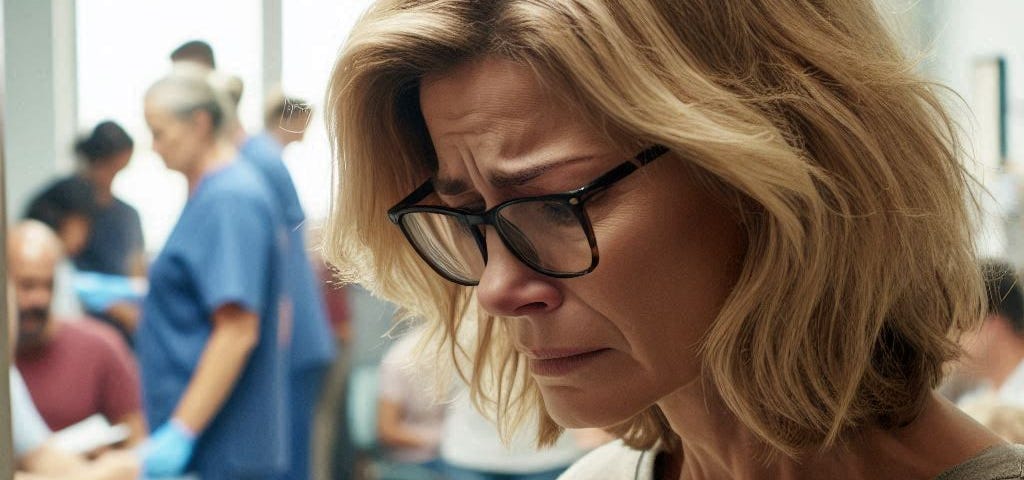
[10, 220, 145, 446]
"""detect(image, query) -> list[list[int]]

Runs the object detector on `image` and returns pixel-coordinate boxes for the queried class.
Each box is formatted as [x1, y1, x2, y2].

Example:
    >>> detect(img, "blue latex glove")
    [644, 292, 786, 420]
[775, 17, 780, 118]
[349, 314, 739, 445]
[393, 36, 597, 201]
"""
[141, 419, 196, 477]
[73, 271, 146, 313]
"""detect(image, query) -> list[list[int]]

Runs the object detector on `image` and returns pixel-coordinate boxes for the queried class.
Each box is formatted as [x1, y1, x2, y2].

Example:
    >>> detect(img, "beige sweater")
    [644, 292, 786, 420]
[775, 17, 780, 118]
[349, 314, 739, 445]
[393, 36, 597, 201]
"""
[559, 441, 1024, 479]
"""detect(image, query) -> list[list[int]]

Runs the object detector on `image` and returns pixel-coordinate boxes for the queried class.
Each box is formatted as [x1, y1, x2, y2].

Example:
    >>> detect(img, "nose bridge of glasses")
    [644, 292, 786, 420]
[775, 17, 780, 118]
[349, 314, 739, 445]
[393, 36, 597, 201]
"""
[461, 212, 491, 227]
[458, 208, 533, 266]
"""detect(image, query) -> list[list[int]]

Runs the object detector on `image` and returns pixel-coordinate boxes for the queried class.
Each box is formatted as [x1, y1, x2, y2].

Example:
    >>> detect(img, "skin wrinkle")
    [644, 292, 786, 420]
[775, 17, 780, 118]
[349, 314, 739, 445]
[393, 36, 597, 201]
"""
[425, 70, 628, 205]
[435, 155, 600, 198]
[432, 175, 473, 197]
[420, 57, 747, 449]
[412, 54, 999, 478]
[424, 61, 615, 203]
[321, 1, 1016, 476]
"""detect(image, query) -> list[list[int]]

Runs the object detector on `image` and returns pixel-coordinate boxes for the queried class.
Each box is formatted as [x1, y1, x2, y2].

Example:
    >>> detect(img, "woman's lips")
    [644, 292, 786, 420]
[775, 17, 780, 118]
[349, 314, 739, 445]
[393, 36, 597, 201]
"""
[527, 348, 610, 376]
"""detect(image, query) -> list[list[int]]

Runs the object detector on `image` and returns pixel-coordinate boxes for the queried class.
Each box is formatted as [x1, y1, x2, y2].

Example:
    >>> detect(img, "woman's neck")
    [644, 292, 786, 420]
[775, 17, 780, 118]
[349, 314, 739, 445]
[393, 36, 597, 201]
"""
[186, 141, 236, 195]
[656, 381, 1000, 480]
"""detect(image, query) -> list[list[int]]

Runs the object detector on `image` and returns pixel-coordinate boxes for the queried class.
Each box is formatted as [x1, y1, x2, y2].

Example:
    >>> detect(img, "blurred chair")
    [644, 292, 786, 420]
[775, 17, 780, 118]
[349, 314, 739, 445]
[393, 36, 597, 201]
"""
[332, 285, 445, 480]
[346, 364, 444, 480]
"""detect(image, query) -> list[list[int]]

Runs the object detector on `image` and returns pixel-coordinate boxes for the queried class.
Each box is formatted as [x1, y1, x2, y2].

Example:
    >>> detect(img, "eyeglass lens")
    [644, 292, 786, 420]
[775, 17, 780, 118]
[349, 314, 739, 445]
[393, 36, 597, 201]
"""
[398, 199, 592, 284]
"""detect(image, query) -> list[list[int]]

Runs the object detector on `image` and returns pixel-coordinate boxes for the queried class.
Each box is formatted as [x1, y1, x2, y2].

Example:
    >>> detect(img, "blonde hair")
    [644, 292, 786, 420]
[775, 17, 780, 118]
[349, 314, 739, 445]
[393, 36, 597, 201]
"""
[324, 0, 985, 457]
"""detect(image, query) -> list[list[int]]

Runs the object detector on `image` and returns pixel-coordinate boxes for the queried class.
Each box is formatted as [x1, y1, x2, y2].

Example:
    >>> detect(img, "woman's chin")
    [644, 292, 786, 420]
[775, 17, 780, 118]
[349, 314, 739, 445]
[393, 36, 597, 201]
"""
[540, 386, 644, 430]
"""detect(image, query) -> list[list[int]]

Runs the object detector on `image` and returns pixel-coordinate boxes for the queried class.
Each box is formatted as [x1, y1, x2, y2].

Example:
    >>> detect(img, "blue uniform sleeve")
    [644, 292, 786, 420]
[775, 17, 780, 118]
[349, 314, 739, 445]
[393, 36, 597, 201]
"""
[186, 193, 277, 317]
[11, 367, 52, 458]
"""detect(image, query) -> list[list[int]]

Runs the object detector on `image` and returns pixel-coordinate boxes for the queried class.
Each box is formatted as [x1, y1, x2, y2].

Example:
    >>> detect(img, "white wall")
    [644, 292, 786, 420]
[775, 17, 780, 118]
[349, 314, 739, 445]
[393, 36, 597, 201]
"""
[3, 0, 76, 219]
[73, 0, 376, 253]
[918, 0, 1024, 261]
[927, 0, 1024, 167]
[76, 0, 264, 253]
[280, 0, 376, 225]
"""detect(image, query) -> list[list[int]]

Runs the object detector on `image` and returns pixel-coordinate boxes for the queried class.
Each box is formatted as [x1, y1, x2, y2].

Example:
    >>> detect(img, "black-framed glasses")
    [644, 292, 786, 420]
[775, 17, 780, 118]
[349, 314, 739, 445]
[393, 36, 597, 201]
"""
[387, 145, 669, 286]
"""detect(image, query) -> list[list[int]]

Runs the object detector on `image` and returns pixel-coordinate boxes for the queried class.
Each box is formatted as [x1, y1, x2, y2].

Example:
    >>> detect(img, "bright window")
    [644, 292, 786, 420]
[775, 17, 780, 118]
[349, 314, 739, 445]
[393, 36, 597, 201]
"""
[281, 0, 375, 225]
[77, 0, 263, 253]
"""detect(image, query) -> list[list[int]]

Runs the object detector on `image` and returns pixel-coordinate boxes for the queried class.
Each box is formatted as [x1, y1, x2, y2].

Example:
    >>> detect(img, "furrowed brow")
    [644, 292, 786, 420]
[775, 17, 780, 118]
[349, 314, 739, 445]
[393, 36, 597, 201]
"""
[432, 155, 596, 195]
[489, 156, 594, 189]
[432, 176, 472, 196]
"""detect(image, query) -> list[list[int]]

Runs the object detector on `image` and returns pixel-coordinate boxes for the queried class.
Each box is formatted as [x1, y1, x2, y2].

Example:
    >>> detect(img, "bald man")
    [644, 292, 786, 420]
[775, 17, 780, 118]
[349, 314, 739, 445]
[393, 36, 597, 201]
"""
[10, 281, 140, 480]
[9, 221, 145, 446]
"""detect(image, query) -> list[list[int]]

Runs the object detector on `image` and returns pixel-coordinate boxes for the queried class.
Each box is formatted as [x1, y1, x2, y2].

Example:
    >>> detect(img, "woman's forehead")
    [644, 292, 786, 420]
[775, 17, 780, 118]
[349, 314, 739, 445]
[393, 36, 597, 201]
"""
[421, 57, 548, 112]
[420, 58, 550, 149]
[420, 58, 613, 186]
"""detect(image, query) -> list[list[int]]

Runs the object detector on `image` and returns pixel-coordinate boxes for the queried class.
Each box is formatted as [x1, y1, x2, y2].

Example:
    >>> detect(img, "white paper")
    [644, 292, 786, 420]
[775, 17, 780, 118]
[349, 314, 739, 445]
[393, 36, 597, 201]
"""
[51, 414, 129, 454]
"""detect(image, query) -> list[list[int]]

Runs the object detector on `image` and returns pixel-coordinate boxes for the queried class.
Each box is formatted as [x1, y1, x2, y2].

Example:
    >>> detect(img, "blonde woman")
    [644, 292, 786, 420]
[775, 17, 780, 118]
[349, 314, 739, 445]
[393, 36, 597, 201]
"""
[324, 1, 1024, 478]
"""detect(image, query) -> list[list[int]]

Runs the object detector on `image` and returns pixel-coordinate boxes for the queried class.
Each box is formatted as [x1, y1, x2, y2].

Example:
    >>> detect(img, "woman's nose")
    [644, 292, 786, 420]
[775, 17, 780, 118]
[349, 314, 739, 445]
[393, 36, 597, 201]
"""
[475, 230, 563, 318]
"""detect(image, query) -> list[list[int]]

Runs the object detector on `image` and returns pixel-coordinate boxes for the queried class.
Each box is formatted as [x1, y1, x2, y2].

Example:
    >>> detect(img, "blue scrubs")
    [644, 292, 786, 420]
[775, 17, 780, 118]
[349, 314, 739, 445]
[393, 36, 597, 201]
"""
[241, 133, 337, 480]
[137, 160, 291, 479]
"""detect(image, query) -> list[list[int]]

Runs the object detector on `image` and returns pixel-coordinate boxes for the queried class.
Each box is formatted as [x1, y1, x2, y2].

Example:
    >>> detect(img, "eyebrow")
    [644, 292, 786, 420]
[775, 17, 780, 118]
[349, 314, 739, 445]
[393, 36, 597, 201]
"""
[432, 176, 472, 196]
[432, 155, 595, 196]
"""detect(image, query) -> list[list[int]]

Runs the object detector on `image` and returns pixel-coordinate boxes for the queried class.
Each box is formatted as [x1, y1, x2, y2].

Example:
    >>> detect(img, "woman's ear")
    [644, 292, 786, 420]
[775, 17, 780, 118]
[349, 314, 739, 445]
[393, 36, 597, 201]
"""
[191, 109, 215, 138]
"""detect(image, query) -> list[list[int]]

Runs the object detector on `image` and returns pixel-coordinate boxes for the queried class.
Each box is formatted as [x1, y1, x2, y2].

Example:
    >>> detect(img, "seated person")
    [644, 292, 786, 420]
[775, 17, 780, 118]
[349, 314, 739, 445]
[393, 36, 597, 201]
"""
[23, 177, 94, 263]
[7, 284, 139, 480]
[23, 176, 95, 317]
[10, 221, 145, 446]
[377, 331, 446, 474]
[12, 367, 139, 480]
[953, 260, 1024, 445]
[958, 259, 1024, 405]
[24, 172, 142, 344]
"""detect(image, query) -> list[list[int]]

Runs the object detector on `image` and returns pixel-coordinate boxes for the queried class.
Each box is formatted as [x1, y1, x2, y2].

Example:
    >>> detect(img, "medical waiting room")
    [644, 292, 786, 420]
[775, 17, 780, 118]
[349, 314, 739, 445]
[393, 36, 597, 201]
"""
[3, 1, 1024, 479]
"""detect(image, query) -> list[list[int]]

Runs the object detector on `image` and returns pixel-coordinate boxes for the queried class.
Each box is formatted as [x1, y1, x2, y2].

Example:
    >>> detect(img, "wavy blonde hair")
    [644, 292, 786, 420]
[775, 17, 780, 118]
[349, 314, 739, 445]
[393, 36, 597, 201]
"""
[324, 0, 985, 457]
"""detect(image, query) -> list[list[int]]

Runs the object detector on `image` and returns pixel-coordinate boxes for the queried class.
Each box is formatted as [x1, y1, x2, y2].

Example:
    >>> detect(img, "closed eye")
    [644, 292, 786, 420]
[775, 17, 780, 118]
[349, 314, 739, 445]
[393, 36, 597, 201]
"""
[538, 202, 577, 226]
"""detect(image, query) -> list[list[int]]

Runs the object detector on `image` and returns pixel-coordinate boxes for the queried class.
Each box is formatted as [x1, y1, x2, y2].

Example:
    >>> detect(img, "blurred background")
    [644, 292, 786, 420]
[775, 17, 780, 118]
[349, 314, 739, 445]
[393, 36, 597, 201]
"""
[1, 0, 1024, 479]
[5, 0, 1024, 271]
[7, 0, 375, 250]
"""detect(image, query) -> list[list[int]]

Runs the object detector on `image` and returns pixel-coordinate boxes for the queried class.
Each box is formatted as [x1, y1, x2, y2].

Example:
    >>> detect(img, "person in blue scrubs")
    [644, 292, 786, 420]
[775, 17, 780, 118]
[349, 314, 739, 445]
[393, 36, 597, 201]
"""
[137, 69, 292, 479]
[240, 93, 337, 480]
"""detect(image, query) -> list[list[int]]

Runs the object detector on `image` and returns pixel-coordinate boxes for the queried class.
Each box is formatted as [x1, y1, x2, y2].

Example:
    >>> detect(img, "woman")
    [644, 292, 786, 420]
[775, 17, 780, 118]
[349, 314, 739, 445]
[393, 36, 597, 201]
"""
[136, 70, 291, 479]
[72, 120, 145, 279]
[75, 121, 146, 342]
[23, 177, 96, 318]
[24, 121, 146, 342]
[323, 1, 1024, 479]
[23, 176, 96, 261]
